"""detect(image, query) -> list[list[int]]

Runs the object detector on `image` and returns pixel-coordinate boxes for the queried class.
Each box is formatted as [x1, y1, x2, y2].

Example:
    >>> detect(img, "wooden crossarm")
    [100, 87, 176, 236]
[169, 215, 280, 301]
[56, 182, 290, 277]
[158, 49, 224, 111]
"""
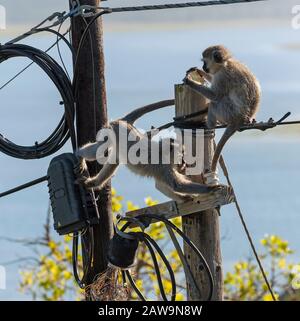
[125, 185, 234, 224]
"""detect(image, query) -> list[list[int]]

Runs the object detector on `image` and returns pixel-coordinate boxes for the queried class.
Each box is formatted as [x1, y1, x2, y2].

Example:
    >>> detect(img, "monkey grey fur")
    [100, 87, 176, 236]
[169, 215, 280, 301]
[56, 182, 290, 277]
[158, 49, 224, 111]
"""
[76, 100, 221, 203]
[185, 45, 261, 173]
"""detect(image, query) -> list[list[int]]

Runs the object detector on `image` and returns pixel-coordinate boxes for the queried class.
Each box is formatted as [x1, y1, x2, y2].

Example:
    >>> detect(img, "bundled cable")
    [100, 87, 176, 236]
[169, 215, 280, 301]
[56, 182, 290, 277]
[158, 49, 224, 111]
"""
[109, 215, 214, 301]
[0, 43, 76, 159]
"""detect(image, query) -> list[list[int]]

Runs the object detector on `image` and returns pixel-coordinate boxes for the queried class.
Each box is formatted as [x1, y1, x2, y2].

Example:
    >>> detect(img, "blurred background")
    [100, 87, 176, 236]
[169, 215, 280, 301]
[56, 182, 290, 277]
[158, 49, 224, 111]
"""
[0, 0, 299, 299]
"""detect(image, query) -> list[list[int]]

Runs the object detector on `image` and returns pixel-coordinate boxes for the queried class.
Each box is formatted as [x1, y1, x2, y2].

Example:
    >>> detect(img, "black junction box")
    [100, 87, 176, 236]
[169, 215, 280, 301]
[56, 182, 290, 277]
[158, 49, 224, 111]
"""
[47, 153, 99, 235]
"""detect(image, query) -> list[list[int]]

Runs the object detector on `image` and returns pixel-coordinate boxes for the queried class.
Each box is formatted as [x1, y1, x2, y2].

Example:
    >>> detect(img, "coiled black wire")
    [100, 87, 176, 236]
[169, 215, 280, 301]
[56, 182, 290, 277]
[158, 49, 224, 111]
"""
[0, 43, 76, 158]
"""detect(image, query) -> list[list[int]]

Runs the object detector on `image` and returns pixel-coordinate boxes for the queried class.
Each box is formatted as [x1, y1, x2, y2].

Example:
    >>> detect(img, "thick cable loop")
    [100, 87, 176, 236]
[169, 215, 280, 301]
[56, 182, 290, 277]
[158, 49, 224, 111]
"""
[117, 218, 176, 301]
[118, 214, 213, 301]
[138, 214, 214, 300]
[0, 43, 76, 158]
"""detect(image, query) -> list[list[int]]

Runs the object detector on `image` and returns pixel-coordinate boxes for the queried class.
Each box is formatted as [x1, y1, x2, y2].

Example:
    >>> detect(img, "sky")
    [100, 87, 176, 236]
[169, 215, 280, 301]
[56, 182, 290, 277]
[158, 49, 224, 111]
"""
[0, 0, 297, 29]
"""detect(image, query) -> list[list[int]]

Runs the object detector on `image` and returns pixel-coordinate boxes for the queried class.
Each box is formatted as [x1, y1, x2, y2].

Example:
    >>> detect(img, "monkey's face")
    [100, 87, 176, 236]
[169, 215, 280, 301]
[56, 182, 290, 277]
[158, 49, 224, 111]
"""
[202, 45, 231, 74]
[202, 56, 222, 75]
[202, 59, 210, 73]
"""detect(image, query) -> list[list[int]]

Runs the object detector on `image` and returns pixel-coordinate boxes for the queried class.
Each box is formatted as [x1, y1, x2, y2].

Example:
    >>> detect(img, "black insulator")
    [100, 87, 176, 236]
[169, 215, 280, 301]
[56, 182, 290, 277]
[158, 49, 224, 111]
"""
[108, 233, 139, 270]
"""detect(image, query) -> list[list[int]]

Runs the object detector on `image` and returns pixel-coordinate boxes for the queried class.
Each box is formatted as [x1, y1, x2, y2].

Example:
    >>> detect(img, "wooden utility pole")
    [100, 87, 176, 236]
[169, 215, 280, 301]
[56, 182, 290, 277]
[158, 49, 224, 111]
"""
[69, 0, 113, 293]
[175, 84, 223, 301]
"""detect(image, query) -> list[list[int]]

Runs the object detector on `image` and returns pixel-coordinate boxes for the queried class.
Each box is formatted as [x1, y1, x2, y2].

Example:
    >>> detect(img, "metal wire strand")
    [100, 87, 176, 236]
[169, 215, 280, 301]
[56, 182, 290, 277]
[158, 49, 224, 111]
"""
[218, 153, 277, 301]
[107, 0, 266, 13]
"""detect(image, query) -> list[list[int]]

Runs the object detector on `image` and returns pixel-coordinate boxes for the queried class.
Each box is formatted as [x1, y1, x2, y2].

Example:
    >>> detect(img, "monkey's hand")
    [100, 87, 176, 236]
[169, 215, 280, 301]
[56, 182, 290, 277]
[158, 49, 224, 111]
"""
[74, 157, 89, 184]
[81, 177, 97, 191]
[182, 73, 194, 85]
[185, 67, 211, 82]
[186, 66, 199, 74]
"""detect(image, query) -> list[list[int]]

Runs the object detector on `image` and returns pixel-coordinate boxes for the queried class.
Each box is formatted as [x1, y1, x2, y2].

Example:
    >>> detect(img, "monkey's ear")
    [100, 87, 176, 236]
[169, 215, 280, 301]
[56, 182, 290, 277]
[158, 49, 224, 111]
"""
[213, 50, 224, 64]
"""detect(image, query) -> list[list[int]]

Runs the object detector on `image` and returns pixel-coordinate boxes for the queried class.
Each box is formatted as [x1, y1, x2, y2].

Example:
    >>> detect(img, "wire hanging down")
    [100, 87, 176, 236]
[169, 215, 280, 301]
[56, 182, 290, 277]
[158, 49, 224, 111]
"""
[218, 155, 277, 301]
[115, 214, 214, 301]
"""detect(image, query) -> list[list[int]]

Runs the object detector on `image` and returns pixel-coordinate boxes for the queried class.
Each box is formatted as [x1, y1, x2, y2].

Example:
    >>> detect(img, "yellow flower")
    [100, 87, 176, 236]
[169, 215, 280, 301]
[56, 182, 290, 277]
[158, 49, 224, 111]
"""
[263, 293, 279, 301]
[48, 240, 57, 251]
[144, 197, 158, 207]
[112, 198, 122, 213]
[278, 258, 286, 269]
[162, 279, 173, 294]
[260, 238, 267, 246]
[64, 235, 72, 243]
[63, 271, 72, 280]
[176, 293, 185, 301]
[127, 201, 139, 211]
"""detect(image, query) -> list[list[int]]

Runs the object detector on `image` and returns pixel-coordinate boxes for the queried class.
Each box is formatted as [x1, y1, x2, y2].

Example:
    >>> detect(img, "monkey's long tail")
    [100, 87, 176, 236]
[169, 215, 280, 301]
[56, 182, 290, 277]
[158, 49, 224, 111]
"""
[123, 99, 175, 124]
[211, 124, 236, 172]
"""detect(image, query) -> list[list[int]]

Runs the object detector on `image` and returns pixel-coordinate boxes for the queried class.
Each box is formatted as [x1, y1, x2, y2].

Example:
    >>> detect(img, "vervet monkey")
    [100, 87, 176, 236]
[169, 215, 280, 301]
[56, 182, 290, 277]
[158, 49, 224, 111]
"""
[185, 45, 261, 173]
[76, 100, 221, 203]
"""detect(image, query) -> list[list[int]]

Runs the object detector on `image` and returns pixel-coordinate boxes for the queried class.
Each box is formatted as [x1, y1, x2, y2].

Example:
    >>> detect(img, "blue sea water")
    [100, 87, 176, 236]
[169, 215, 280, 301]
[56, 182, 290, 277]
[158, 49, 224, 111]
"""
[0, 23, 300, 299]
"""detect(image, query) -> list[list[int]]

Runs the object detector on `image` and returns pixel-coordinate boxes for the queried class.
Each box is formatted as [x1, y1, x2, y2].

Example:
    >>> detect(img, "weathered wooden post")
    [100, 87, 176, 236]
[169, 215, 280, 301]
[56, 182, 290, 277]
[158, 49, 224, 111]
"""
[69, 0, 113, 299]
[175, 84, 223, 301]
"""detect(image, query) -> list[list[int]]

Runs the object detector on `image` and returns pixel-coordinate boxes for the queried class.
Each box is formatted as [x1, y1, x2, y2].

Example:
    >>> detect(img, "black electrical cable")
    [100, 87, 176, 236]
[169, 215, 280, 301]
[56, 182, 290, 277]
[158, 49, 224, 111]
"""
[142, 232, 177, 301]
[122, 235, 177, 301]
[117, 219, 176, 301]
[0, 28, 74, 92]
[0, 176, 48, 198]
[107, 0, 265, 13]
[118, 215, 213, 301]
[56, 23, 72, 81]
[0, 43, 76, 158]
[6, 27, 75, 57]
[72, 9, 111, 95]
[136, 214, 214, 301]
[72, 228, 95, 289]
[1, 25, 93, 288]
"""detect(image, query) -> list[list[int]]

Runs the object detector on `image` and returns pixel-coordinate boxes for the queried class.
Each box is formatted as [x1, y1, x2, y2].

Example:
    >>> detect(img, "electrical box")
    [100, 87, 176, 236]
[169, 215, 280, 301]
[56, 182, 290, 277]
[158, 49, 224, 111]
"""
[47, 153, 100, 235]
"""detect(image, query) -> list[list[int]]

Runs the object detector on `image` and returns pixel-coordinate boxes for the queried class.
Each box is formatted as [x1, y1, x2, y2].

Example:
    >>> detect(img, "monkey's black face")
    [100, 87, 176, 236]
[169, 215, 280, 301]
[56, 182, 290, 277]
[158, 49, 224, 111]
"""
[203, 61, 209, 73]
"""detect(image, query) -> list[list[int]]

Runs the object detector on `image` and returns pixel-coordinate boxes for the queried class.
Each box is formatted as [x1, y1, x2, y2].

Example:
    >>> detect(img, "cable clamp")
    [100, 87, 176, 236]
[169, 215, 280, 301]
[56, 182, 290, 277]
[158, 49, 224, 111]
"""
[203, 170, 219, 186]
[69, 5, 97, 18]
[68, 5, 112, 18]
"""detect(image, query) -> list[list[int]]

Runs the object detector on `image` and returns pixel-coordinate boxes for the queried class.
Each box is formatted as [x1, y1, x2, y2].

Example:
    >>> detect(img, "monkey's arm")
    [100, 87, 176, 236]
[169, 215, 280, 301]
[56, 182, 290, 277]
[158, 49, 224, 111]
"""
[184, 77, 217, 102]
[201, 71, 213, 83]
[83, 163, 119, 190]
[76, 141, 100, 162]
[168, 172, 220, 194]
